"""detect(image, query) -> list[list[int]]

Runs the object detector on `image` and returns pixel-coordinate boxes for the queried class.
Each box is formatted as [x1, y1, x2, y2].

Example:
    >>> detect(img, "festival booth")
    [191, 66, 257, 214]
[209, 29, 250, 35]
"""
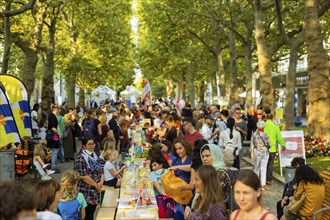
[89, 85, 117, 106]
[120, 85, 142, 104]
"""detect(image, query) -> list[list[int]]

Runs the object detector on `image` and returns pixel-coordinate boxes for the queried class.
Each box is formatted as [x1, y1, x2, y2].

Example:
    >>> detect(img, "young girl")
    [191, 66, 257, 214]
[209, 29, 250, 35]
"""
[58, 170, 87, 220]
[150, 157, 168, 195]
[99, 138, 117, 169]
[103, 149, 127, 188]
[32, 143, 54, 180]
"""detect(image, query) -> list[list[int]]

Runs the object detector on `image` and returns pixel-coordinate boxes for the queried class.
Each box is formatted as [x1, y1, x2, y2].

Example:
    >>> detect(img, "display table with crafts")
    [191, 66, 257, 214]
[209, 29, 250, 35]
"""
[115, 158, 158, 220]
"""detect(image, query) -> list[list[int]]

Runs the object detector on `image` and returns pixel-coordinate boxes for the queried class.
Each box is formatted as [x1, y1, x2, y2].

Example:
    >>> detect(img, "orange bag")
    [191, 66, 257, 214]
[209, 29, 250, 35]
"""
[160, 171, 193, 205]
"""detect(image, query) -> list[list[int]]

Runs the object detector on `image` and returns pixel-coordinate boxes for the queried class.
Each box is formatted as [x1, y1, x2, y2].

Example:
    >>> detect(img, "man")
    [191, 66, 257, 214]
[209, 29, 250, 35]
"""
[60, 101, 68, 116]
[90, 99, 98, 109]
[264, 113, 286, 185]
[143, 105, 154, 126]
[200, 115, 214, 143]
[183, 117, 203, 148]
[209, 105, 221, 120]
[219, 109, 229, 132]
[195, 113, 205, 132]
[233, 107, 248, 169]
[108, 108, 122, 151]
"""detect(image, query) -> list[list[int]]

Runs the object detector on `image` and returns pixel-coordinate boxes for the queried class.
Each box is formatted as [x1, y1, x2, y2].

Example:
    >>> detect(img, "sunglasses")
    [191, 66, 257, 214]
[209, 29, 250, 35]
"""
[257, 113, 262, 115]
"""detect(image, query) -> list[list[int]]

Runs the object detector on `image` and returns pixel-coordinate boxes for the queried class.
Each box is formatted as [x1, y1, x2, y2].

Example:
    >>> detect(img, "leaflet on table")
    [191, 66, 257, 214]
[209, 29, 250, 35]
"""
[116, 207, 158, 219]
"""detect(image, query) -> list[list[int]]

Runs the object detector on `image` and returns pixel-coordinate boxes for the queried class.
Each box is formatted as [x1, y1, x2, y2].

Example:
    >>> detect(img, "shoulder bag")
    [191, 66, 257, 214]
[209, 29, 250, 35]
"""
[287, 184, 306, 215]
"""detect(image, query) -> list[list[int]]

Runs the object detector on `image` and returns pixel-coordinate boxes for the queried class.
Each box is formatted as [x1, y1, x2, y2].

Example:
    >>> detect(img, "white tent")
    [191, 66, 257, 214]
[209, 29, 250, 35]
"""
[120, 85, 142, 103]
[91, 85, 116, 104]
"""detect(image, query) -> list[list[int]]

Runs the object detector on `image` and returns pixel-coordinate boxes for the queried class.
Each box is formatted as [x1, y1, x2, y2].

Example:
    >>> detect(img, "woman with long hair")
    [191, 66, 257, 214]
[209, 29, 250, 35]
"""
[200, 144, 232, 210]
[231, 170, 277, 220]
[34, 180, 61, 220]
[281, 165, 325, 220]
[218, 117, 242, 169]
[185, 165, 226, 220]
[171, 138, 193, 220]
[74, 138, 104, 220]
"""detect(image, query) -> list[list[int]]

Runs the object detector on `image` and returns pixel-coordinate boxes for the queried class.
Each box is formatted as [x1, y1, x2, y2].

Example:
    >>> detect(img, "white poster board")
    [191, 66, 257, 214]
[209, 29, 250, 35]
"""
[278, 130, 306, 176]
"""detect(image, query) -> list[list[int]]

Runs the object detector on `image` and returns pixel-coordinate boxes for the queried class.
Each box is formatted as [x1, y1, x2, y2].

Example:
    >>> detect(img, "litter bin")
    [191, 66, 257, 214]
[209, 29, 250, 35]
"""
[0, 150, 15, 181]
[285, 166, 295, 183]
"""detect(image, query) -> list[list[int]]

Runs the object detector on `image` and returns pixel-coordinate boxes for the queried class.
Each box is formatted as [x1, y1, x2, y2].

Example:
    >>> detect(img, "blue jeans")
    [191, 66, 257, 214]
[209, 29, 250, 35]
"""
[51, 148, 59, 170]
[59, 138, 65, 162]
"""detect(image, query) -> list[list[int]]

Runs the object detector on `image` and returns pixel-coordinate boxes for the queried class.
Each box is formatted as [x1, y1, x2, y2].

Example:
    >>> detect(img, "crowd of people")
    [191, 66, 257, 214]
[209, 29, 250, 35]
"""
[0, 98, 326, 220]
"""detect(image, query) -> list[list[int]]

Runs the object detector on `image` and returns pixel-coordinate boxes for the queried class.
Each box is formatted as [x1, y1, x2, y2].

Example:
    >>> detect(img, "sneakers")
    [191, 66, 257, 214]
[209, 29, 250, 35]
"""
[42, 163, 50, 169]
[266, 181, 273, 185]
[41, 175, 52, 181]
[46, 170, 55, 175]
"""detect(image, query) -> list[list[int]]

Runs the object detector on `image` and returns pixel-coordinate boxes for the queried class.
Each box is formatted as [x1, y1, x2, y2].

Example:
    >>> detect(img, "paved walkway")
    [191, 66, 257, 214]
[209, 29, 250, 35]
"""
[17, 156, 284, 216]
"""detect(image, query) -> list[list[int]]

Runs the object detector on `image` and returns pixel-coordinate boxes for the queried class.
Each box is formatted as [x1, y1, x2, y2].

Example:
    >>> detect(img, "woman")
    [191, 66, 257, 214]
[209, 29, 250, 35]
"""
[63, 112, 76, 161]
[161, 139, 176, 161]
[164, 115, 179, 143]
[74, 138, 104, 220]
[281, 165, 325, 220]
[149, 145, 170, 168]
[171, 138, 193, 220]
[47, 104, 61, 172]
[250, 121, 271, 190]
[184, 165, 227, 220]
[231, 170, 277, 220]
[200, 144, 232, 210]
[34, 180, 62, 220]
[218, 117, 242, 169]
[98, 114, 115, 143]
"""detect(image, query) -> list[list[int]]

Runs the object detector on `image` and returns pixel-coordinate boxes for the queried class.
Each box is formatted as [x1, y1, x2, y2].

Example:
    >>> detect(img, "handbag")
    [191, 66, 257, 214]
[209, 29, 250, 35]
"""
[155, 195, 174, 218]
[288, 192, 306, 215]
[160, 171, 193, 205]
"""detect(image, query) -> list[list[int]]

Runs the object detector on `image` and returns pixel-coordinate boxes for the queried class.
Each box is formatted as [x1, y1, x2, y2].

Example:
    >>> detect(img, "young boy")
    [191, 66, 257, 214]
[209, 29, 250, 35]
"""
[150, 157, 168, 195]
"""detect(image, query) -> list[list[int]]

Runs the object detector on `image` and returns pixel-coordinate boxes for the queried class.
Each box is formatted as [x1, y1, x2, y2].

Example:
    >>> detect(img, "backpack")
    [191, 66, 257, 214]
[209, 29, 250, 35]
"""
[225, 132, 239, 156]
[217, 169, 232, 210]
[83, 119, 95, 139]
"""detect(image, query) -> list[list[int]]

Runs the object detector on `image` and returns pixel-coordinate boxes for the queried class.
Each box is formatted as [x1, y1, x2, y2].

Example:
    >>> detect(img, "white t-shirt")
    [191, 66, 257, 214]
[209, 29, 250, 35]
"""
[31, 110, 38, 129]
[37, 211, 62, 220]
[104, 161, 116, 181]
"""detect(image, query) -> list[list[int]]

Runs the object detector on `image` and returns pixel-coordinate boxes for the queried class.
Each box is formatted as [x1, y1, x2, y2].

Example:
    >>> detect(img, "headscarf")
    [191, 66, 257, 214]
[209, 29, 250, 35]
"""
[200, 144, 226, 170]
[81, 149, 99, 171]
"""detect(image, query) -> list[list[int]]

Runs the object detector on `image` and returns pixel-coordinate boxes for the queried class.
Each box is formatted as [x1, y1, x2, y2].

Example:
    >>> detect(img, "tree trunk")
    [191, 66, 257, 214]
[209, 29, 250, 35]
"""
[197, 80, 205, 104]
[78, 87, 85, 107]
[65, 73, 76, 108]
[304, 0, 330, 139]
[165, 79, 174, 97]
[254, 0, 274, 111]
[284, 46, 299, 129]
[210, 71, 217, 103]
[245, 27, 253, 110]
[216, 52, 226, 97]
[22, 49, 38, 98]
[186, 69, 195, 109]
[229, 0, 238, 107]
[41, 22, 56, 110]
[1, 1, 11, 75]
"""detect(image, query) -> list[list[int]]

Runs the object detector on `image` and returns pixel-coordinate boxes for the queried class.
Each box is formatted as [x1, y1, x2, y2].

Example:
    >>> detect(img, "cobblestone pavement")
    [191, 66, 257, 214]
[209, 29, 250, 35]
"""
[241, 158, 283, 215]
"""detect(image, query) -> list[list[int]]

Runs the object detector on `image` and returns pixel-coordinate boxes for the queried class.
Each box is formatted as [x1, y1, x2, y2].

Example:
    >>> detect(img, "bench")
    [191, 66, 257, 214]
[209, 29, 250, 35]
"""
[96, 207, 116, 220]
[101, 187, 119, 208]
[312, 171, 330, 220]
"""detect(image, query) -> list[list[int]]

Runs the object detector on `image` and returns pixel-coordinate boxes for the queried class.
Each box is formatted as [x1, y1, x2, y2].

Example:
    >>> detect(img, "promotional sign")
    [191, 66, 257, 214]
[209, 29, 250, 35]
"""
[276, 108, 283, 119]
[278, 130, 306, 176]
[143, 79, 151, 107]
[0, 84, 21, 148]
[0, 75, 32, 138]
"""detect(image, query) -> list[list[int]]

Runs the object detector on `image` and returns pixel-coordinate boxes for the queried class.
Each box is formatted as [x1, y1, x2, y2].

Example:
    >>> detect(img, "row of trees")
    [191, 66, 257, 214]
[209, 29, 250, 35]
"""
[1, 0, 329, 139]
[136, 0, 330, 139]
[1, 0, 135, 109]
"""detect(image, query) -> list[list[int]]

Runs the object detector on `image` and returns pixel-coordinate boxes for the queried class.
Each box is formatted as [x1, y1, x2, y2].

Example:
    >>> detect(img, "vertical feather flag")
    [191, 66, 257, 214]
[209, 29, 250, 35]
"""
[0, 83, 21, 148]
[0, 75, 32, 139]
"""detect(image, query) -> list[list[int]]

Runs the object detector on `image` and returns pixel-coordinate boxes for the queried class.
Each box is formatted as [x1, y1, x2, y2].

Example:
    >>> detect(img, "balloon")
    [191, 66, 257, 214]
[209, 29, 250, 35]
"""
[177, 100, 185, 110]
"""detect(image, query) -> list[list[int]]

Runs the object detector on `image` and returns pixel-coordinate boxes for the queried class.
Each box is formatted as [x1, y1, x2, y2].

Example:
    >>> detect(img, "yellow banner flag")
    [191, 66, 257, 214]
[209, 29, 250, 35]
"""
[0, 75, 32, 138]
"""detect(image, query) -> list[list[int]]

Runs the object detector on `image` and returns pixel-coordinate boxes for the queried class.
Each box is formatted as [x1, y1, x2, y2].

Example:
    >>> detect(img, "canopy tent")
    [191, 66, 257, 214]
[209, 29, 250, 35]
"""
[120, 86, 142, 104]
[90, 85, 117, 105]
